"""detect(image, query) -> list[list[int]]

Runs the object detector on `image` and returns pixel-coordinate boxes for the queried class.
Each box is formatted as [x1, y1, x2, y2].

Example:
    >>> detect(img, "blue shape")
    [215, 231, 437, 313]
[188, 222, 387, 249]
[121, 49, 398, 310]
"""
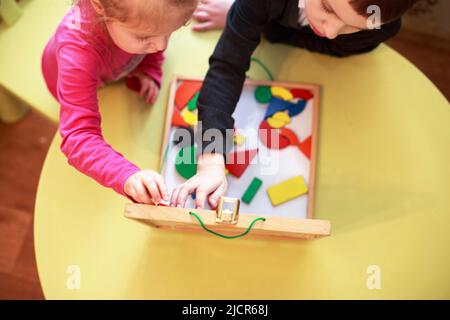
[288, 100, 307, 117]
[265, 98, 307, 119]
[191, 193, 196, 200]
[264, 98, 293, 119]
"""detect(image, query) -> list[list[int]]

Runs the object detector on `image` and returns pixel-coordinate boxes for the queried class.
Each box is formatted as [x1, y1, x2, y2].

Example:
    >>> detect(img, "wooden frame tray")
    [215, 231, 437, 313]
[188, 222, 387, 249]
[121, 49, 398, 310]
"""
[125, 76, 331, 240]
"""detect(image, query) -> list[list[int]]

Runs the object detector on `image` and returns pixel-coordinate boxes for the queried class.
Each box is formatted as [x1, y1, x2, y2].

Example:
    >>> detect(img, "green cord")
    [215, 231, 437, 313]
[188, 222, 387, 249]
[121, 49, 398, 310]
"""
[250, 57, 274, 81]
[189, 212, 266, 239]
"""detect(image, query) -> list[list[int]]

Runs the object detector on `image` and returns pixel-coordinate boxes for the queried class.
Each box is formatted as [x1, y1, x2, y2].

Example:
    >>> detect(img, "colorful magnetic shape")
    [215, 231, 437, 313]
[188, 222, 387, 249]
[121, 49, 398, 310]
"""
[234, 134, 246, 145]
[242, 177, 263, 204]
[299, 136, 312, 159]
[187, 92, 199, 111]
[264, 98, 292, 119]
[254, 86, 272, 104]
[267, 112, 291, 129]
[172, 108, 189, 127]
[259, 121, 290, 150]
[264, 98, 306, 119]
[267, 176, 308, 206]
[175, 81, 202, 109]
[288, 100, 307, 117]
[291, 88, 314, 101]
[280, 127, 300, 146]
[271, 86, 294, 101]
[175, 145, 198, 179]
[225, 149, 258, 178]
[181, 108, 198, 126]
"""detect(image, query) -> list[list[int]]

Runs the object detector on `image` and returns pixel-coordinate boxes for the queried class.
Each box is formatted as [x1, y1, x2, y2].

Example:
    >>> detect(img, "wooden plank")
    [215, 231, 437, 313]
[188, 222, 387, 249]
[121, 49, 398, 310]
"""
[124, 204, 331, 240]
[307, 85, 320, 219]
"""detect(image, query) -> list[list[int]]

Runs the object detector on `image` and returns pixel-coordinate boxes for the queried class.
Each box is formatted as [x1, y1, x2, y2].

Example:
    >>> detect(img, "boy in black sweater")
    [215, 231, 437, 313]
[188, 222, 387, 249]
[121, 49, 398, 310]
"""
[170, 0, 419, 209]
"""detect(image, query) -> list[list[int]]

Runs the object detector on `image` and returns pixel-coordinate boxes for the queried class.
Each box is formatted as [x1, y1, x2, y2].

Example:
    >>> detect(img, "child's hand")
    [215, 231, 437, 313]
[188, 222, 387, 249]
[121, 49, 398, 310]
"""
[124, 170, 169, 204]
[134, 72, 160, 104]
[170, 153, 228, 209]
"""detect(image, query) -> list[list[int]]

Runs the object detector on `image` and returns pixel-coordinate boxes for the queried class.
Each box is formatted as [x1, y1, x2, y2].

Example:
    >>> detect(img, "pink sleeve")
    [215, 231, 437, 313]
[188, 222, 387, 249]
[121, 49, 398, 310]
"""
[135, 50, 165, 88]
[57, 44, 140, 197]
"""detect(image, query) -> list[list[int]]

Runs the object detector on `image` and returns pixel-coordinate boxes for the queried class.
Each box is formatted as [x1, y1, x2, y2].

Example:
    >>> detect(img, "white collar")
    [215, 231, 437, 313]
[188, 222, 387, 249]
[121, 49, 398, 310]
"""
[298, 0, 306, 9]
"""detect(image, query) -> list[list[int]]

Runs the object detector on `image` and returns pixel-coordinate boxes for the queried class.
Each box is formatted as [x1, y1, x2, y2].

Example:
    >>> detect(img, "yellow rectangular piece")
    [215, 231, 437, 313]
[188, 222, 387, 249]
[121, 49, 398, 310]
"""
[267, 176, 308, 206]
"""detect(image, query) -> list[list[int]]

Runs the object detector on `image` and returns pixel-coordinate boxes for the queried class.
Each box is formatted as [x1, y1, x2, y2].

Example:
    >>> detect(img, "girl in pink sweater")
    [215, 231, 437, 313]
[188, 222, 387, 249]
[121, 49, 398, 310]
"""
[42, 0, 197, 204]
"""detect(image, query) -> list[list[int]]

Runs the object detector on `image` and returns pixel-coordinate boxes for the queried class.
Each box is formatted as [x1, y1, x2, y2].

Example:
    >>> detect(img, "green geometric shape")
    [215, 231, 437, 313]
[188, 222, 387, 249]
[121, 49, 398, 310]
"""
[242, 177, 263, 204]
[254, 86, 272, 104]
[175, 145, 198, 179]
[187, 92, 200, 111]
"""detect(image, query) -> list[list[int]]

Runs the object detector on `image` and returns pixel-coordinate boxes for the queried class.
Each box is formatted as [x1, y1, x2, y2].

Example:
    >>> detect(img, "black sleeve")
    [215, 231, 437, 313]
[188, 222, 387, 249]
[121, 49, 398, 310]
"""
[264, 19, 402, 57]
[197, 0, 274, 155]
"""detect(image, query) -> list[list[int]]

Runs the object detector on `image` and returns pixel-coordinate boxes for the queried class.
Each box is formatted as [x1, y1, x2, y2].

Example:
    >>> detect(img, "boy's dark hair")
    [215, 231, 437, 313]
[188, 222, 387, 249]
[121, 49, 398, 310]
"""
[350, 0, 420, 23]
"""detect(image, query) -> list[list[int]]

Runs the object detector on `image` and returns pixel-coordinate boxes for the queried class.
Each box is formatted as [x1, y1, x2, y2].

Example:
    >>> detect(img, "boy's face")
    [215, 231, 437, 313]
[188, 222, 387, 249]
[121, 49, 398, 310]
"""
[305, 0, 378, 39]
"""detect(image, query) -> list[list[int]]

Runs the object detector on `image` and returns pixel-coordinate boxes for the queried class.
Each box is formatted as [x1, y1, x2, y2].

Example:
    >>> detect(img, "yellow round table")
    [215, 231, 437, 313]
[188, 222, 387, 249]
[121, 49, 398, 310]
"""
[35, 23, 450, 299]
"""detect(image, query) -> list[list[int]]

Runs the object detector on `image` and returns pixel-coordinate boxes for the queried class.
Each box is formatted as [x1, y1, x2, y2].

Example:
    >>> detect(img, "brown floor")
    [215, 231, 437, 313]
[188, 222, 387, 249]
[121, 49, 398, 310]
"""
[0, 31, 449, 300]
[0, 110, 56, 299]
[386, 31, 450, 101]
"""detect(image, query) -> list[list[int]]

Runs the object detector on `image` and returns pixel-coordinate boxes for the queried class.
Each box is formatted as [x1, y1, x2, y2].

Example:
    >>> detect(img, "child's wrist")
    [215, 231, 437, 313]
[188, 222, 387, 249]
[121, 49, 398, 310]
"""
[198, 152, 225, 166]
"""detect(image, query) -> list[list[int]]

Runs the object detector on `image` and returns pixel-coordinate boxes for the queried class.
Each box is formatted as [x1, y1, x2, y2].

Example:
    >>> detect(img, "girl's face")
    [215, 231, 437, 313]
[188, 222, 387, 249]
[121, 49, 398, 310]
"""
[305, 0, 377, 39]
[91, 0, 193, 55]
[106, 20, 179, 54]
[105, 15, 189, 55]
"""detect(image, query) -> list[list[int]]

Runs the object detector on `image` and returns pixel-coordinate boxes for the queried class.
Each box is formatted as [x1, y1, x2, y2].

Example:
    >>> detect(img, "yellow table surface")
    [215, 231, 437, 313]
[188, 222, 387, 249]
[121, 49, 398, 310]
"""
[34, 5, 450, 299]
[0, 0, 67, 122]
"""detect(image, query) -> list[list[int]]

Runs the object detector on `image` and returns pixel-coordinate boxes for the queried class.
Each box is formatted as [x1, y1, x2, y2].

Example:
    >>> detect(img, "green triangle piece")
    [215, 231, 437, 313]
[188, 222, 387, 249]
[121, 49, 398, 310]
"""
[187, 92, 200, 111]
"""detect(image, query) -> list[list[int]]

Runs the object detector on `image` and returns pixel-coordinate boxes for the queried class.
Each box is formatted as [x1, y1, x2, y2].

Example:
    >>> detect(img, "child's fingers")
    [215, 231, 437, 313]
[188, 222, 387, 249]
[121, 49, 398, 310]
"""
[192, 21, 214, 32]
[151, 87, 160, 104]
[175, 182, 196, 208]
[151, 172, 169, 200]
[132, 182, 153, 204]
[142, 177, 162, 203]
[146, 84, 156, 104]
[208, 182, 227, 209]
[139, 80, 149, 98]
[195, 187, 209, 209]
[170, 185, 181, 207]
[193, 10, 209, 22]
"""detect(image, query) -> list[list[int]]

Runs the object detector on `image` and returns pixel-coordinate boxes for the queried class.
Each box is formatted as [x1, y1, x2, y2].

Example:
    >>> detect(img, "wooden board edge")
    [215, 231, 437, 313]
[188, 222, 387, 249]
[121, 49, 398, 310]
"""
[159, 77, 178, 173]
[124, 203, 331, 240]
[307, 85, 321, 219]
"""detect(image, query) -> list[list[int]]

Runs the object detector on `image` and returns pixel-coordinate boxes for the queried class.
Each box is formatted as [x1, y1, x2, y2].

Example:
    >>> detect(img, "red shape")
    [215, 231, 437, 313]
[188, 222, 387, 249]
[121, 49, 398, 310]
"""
[172, 108, 189, 127]
[259, 121, 290, 150]
[280, 127, 300, 146]
[225, 149, 258, 178]
[175, 81, 202, 109]
[299, 136, 312, 159]
[291, 88, 314, 101]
